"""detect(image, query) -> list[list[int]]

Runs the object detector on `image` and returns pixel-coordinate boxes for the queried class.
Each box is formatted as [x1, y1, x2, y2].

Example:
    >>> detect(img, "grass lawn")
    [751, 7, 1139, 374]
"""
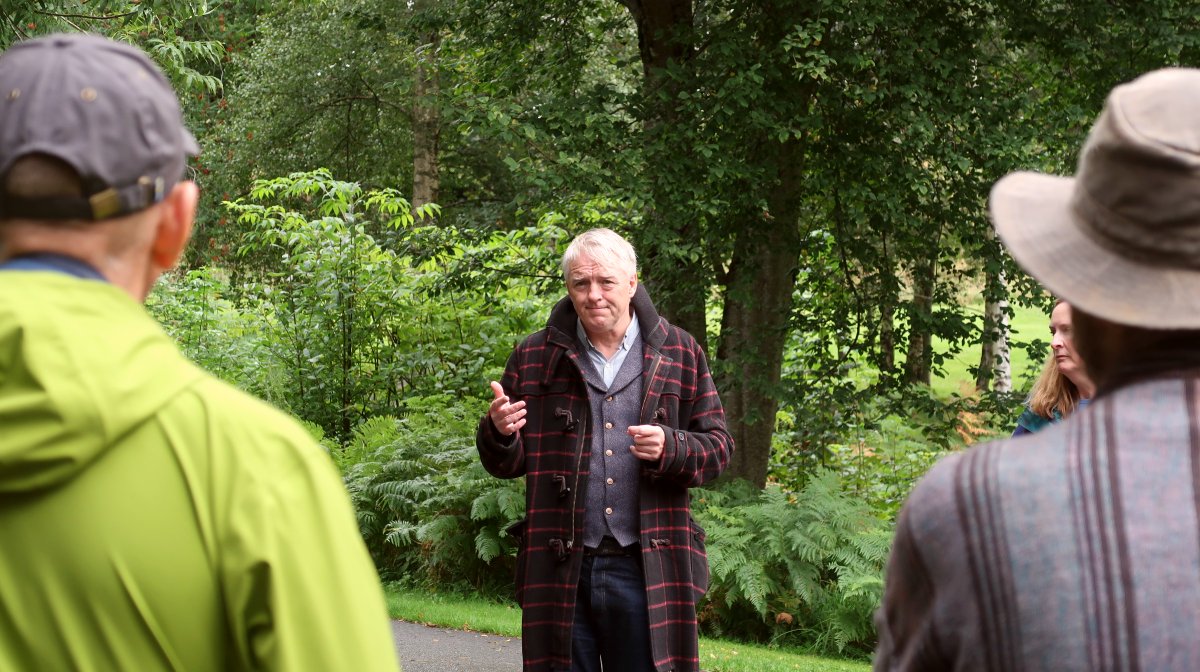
[385, 586, 872, 672]
[930, 297, 1050, 399]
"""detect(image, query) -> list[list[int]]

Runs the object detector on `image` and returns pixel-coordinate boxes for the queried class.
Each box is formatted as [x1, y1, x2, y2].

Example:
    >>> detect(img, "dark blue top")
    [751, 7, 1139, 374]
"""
[1012, 397, 1091, 437]
[0, 252, 106, 281]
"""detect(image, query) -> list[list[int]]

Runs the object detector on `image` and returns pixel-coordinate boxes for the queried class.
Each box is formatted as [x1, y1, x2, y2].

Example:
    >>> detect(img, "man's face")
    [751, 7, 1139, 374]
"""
[566, 252, 637, 339]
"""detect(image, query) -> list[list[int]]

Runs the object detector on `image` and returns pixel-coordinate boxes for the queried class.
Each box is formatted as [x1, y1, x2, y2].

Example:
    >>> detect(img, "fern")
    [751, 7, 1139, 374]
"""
[475, 528, 503, 563]
[337, 396, 526, 595]
[337, 396, 889, 656]
[694, 472, 888, 659]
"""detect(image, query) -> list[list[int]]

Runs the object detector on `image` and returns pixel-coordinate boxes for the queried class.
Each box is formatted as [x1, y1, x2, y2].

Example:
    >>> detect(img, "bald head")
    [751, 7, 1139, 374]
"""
[0, 157, 198, 302]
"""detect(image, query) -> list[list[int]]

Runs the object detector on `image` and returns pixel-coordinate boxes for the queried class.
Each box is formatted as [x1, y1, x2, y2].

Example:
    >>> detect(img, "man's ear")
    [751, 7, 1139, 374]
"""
[150, 181, 198, 271]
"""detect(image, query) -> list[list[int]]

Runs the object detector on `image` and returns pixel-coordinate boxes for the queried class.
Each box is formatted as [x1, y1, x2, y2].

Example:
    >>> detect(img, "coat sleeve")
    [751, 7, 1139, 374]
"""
[872, 504, 948, 671]
[873, 455, 973, 672]
[649, 341, 733, 488]
[476, 346, 526, 479]
[222, 425, 400, 672]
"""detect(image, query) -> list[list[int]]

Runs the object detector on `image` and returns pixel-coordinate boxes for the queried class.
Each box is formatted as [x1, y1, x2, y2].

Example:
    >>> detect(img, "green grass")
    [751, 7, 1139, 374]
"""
[930, 298, 1049, 399]
[385, 586, 872, 672]
[386, 586, 522, 637]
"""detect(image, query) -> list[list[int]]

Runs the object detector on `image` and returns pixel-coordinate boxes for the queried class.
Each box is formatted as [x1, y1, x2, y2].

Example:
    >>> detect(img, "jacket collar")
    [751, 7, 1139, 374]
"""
[546, 284, 667, 351]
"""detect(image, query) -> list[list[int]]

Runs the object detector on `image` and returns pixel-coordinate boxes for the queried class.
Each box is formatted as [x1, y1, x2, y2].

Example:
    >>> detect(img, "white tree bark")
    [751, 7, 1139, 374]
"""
[976, 269, 1011, 393]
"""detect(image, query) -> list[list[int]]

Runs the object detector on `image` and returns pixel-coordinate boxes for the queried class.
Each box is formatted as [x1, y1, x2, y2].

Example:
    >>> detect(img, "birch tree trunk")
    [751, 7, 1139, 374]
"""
[975, 269, 1011, 393]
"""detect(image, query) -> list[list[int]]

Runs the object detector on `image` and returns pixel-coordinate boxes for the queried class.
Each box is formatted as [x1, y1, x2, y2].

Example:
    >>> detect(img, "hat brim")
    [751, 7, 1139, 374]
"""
[990, 171, 1200, 329]
[183, 129, 200, 156]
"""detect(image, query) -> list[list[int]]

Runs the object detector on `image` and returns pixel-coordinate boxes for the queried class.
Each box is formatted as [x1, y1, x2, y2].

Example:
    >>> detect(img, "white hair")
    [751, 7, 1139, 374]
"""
[560, 228, 638, 281]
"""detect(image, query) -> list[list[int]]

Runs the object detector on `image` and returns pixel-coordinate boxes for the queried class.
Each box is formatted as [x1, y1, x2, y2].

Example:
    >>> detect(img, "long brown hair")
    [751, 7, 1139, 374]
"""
[1027, 300, 1082, 420]
[1027, 352, 1082, 419]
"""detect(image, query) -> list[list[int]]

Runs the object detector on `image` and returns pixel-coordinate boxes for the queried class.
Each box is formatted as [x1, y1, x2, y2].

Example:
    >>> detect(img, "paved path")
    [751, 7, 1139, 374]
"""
[392, 620, 522, 671]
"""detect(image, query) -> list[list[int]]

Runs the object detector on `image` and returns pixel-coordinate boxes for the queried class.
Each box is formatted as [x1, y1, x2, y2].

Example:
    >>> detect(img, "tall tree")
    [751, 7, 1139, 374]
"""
[617, 0, 710, 345]
[208, 0, 1200, 489]
[409, 0, 442, 210]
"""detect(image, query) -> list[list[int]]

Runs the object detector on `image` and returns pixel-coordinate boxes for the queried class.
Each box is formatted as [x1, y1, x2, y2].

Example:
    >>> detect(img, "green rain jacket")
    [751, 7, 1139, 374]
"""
[0, 271, 400, 672]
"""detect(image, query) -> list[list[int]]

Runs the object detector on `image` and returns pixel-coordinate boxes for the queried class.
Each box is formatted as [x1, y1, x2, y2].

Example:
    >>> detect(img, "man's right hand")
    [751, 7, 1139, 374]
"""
[488, 381, 527, 436]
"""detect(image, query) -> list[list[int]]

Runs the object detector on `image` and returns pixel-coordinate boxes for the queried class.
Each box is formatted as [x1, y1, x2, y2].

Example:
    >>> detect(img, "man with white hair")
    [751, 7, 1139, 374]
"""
[478, 227, 733, 672]
[874, 68, 1200, 671]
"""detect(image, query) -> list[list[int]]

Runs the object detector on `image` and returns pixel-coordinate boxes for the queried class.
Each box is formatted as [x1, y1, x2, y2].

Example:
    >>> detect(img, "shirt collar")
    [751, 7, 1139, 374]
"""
[576, 312, 640, 356]
[0, 252, 106, 281]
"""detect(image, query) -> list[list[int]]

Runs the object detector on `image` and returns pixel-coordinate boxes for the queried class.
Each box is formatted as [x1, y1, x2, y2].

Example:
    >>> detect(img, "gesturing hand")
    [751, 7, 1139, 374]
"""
[627, 424, 665, 462]
[488, 381, 527, 436]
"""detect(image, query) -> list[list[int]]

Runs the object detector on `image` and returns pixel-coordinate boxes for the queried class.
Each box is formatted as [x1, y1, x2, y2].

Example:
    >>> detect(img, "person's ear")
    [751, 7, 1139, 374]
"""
[150, 181, 198, 271]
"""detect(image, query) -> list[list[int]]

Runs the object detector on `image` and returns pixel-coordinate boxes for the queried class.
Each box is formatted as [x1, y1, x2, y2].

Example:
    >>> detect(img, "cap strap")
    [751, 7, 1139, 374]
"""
[0, 177, 165, 221]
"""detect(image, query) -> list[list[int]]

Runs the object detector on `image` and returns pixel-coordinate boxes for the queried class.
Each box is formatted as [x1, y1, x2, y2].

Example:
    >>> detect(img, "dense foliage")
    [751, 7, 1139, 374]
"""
[11, 0, 1200, 658]
[151, 169, 551, 440]
[694, 477, 891, 656]
[331, 401, 526, 596]
[11, 1, 1196, 486]
[146, 195, 970, 656]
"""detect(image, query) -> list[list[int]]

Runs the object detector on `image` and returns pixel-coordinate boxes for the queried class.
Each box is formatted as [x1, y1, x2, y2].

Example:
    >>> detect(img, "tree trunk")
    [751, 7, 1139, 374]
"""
[622, 0, 814, 488]
[619, 0, 708, 347]
[716, 144, 804, 489]
[878, 301, 896, 374]
[904, 256, 935, 385]
[411, 0, 441, 210]
[975, 268, 1011, 393]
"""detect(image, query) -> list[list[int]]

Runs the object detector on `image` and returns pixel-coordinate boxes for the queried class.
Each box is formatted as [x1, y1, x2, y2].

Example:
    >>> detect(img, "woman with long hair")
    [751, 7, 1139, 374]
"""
[1013, 300, 1096, 436]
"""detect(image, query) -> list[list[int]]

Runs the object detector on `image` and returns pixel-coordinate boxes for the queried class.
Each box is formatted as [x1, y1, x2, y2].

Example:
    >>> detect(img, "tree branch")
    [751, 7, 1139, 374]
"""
[2, 13, 30, 41]
[318, 93, 404, 112]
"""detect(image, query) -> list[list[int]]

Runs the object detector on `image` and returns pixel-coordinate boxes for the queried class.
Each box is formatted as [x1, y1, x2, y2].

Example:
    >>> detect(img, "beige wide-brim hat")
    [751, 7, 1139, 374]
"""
[990, 67, 1200, 329]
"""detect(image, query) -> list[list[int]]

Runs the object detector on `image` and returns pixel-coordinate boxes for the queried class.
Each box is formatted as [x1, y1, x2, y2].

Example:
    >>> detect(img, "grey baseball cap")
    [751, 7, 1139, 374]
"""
[0, 33, 199, 221]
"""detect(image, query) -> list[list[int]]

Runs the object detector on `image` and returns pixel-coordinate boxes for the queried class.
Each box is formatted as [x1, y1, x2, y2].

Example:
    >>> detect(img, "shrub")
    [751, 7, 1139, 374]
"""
[147, 266, 288, 404]
[694, 475, 890, 658]
[336, 396, 525, 596]
[153, 170, 553, 442]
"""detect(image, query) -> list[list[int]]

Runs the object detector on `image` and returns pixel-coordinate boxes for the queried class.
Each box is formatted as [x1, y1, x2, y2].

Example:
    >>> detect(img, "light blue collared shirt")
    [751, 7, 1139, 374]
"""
[576, 313, 640, 389]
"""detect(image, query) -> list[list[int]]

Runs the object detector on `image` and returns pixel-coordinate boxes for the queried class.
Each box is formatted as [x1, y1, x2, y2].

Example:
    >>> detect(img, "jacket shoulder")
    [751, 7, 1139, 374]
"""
[514, 327, 553, 352]
[168, 375, 327, 468]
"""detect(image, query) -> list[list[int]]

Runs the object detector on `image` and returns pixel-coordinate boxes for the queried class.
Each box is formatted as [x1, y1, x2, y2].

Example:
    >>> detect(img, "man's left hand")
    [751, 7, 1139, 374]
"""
[627, 424, 666, 462]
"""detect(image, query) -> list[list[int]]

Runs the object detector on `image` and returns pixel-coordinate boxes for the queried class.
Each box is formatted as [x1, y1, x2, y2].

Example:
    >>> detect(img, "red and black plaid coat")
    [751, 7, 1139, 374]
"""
[477, 285, 733, 672]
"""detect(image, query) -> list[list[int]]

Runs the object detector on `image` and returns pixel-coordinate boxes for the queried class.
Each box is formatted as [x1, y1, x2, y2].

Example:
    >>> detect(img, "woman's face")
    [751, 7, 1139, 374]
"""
[1050, 302, 1087, 385]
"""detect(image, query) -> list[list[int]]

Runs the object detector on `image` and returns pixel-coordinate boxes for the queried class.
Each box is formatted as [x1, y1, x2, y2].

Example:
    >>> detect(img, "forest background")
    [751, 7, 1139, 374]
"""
[4, 0, 1198, 661]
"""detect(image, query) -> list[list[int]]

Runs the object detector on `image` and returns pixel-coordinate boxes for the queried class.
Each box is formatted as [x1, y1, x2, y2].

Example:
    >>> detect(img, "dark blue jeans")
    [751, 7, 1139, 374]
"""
[571, 553, 655, 672]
